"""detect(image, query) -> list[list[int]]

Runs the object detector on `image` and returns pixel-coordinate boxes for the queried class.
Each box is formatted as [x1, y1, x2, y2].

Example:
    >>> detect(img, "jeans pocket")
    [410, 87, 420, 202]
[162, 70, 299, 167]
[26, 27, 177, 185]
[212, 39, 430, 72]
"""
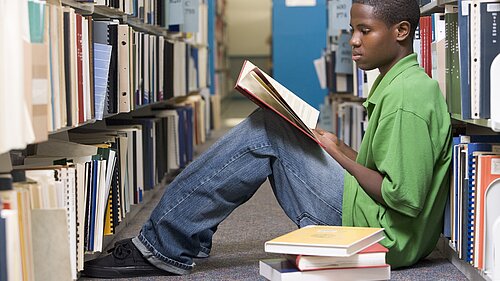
[296, 212, 328, 228]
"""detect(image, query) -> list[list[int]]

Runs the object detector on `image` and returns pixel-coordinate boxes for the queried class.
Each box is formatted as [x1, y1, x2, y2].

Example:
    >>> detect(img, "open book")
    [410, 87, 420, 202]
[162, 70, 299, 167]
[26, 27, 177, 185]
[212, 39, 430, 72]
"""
[234, 60, 322, 146]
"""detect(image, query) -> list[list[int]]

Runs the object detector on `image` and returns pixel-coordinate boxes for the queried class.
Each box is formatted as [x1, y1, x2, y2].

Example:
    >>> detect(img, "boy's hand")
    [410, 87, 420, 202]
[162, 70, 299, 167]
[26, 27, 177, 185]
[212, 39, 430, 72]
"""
[313, 128, 343, 157]
[313, 128, 358, 161]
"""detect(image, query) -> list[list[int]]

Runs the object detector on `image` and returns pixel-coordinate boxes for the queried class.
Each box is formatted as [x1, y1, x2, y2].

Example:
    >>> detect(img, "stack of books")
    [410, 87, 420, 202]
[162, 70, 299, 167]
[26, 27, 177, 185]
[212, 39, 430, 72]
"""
[259, 225, 390, 281]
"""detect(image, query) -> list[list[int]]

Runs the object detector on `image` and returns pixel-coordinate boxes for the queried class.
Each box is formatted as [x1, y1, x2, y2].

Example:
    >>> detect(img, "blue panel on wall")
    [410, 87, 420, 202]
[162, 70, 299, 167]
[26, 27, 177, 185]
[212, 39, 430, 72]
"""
[208, 0, 215, 95]
[272, 0, 327, 109]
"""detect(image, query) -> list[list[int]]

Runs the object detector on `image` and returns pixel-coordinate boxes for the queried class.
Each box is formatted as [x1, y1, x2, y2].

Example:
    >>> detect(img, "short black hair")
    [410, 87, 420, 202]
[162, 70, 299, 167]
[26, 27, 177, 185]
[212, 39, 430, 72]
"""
[352, 0, 420, 38]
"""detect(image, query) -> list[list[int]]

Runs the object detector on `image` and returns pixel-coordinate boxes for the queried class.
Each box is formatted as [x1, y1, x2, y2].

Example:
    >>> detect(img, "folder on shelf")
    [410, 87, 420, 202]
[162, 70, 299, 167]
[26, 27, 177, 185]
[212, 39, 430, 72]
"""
[31, 209, 72, 281]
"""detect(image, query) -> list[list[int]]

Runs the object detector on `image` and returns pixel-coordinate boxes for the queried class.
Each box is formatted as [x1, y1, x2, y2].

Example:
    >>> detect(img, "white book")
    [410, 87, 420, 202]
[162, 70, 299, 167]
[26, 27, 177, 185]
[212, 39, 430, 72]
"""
[259, 259, 390, 281]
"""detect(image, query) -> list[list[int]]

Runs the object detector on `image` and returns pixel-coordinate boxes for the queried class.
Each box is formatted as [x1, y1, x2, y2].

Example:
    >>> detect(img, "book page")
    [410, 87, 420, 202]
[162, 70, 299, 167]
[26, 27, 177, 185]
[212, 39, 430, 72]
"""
[256, 69, 319, 129]
[238, 70, 315, 138]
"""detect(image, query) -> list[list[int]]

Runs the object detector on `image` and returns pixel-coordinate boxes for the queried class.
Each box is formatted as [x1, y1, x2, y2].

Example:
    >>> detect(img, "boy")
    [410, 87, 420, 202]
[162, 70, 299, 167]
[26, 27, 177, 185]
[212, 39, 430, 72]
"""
[84, 0, 452, 277]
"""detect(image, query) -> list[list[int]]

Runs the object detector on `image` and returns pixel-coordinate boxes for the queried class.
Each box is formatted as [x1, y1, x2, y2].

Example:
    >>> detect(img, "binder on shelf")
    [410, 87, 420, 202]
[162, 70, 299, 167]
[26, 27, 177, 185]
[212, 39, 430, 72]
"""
[458, 0, 471, 119]
[464, 142, 498, 263]
[444, 5, 461, 116]
[470, 1, 500, 119]
[475, 155, 500, 270]
[118, 24, 131, 113]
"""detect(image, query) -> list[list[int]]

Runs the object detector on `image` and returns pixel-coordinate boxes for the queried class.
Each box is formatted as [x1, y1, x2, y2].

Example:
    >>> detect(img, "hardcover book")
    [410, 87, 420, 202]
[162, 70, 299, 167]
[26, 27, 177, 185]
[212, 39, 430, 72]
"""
[264, 225, 385, 257]
[259, 258, 390, 281]
[234, 60, 322, 146]
[287, 242, 388, 271]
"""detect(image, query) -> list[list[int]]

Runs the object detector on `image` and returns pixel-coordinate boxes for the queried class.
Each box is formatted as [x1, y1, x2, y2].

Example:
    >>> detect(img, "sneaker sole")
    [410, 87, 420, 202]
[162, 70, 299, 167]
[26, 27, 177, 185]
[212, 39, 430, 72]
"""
[82, 265, 172, 278]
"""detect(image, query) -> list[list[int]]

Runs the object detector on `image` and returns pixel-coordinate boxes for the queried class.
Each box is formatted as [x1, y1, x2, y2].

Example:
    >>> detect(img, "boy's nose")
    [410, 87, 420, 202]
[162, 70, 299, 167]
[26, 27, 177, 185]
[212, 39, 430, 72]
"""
[349, 35, 360, 47]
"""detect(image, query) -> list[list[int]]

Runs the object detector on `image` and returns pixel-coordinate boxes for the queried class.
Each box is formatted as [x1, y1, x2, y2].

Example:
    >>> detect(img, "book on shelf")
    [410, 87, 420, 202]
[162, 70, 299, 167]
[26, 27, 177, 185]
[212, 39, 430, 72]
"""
[472, 1, 500, 120]
[234, 60, 322, 146]
[475, 154, 500, 270]
[259, 258, 390, 281]
[286, 242, 388, 271]
[264, 225, 385, 257]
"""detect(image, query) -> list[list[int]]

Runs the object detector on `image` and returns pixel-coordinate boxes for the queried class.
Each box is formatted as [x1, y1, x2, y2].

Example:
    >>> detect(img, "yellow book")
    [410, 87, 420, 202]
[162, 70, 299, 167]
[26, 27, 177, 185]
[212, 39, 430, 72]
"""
[264, 225, 385, 257]
[103, 193, 113, 235]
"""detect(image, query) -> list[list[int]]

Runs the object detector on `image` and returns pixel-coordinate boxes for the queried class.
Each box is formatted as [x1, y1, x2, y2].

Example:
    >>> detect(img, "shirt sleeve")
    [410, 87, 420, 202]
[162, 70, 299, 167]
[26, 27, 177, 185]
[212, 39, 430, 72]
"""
[372, 109, 436, 218]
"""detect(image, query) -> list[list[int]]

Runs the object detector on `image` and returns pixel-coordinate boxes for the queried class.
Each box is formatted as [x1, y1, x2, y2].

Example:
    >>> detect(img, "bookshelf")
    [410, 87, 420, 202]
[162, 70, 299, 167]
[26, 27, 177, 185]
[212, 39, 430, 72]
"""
[320, 1, 499, 279]
[0, 0, 227, 280]
[419, 1, 500, 281]
[317, 1, 369, 151]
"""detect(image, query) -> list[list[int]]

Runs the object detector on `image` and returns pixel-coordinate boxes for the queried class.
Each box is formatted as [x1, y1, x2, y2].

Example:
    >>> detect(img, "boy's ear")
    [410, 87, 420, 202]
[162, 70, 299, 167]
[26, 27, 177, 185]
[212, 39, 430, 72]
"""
[395, 21, 411, 42]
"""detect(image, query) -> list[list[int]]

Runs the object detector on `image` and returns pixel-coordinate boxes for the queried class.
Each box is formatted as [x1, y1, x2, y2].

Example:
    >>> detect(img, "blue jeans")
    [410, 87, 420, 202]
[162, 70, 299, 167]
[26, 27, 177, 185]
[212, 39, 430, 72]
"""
[133, 109, 345, 274]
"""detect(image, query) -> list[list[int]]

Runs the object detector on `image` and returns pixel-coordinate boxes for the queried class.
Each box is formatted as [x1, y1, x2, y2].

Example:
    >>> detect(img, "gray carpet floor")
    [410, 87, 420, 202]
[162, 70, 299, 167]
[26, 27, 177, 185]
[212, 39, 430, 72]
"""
[81, 95, 468, 280]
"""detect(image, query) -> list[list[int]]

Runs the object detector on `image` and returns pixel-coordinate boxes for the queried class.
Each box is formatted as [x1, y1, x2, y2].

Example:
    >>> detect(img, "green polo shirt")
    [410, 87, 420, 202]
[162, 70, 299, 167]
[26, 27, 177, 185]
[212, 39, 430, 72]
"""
[341, 54, 452, 268]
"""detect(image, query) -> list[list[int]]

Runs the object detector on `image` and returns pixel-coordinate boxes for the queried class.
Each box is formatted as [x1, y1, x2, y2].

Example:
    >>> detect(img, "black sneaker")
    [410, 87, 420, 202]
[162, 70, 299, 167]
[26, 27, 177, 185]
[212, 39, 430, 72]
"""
[82, 238, 174, 278]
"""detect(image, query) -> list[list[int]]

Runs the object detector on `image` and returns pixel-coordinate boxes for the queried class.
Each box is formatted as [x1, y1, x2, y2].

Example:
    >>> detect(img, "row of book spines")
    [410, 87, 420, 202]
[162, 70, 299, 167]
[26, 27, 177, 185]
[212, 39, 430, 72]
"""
[444, 2, 499, 121]
[17, 5, 210, 157]
[318, 98, 366, 152]
[0, 104, 204, 279]
[448, 135, 500, 272]
[91, 0, 208, 33]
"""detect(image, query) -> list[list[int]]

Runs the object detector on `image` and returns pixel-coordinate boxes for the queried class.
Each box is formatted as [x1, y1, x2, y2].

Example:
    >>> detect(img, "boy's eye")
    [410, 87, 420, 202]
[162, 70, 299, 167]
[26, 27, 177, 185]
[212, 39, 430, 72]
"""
[361, 28, 370, 34]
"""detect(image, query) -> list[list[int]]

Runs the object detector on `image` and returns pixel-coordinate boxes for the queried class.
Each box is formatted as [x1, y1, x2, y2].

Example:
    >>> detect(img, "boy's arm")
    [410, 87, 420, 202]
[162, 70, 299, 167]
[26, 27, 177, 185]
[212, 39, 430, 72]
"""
[313, 129, 385, 204]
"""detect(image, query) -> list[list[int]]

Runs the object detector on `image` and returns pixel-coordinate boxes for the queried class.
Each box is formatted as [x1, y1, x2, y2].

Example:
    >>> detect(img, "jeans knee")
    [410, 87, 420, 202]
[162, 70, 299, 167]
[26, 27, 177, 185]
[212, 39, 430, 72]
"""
[296, 212, 327, 228]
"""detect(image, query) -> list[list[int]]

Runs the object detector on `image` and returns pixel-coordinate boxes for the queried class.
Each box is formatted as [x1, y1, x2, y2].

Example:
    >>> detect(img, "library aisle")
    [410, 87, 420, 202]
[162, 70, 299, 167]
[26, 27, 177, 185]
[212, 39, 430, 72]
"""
[81, 93, 468, 281]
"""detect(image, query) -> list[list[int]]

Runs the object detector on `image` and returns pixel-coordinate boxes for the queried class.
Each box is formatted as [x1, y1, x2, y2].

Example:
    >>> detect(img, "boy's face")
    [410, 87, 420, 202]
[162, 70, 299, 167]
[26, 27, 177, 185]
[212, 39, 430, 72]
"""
[349, 3, 401, 75]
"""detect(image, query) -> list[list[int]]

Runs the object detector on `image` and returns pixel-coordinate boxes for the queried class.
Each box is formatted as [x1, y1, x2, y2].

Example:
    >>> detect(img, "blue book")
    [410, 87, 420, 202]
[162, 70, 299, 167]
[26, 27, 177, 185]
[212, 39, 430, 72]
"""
[84, 162, 92, 251]
[27, 0, 45, 43]
[478, 2, 500, 119]
[0, 216, 7, 281]
[185, 106, 194, 163]
[93, 43, 113, 120]
[89, 159, 99, 251]
[451, 136, 462, 247]
[176, 107, 187, 168]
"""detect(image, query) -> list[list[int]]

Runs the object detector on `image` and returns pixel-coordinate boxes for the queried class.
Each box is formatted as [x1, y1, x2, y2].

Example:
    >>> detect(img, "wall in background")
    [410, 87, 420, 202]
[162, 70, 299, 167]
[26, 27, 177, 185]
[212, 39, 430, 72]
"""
[226, 0, 272, 56]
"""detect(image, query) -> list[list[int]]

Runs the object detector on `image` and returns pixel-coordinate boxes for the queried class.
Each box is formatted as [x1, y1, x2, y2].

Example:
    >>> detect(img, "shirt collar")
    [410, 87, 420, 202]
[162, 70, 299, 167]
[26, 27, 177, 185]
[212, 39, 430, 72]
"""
[362, 53, 420, 108]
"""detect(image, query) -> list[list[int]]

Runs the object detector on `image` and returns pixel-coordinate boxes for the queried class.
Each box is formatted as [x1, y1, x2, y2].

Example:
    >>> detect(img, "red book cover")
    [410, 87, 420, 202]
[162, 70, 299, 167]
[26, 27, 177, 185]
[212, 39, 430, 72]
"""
[289, 243, 388, 271]
[76, 14, 84, 124]
[420, 16, 433, 77]
[475, 155, 500, 270]
[234, 60, 324, 147]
